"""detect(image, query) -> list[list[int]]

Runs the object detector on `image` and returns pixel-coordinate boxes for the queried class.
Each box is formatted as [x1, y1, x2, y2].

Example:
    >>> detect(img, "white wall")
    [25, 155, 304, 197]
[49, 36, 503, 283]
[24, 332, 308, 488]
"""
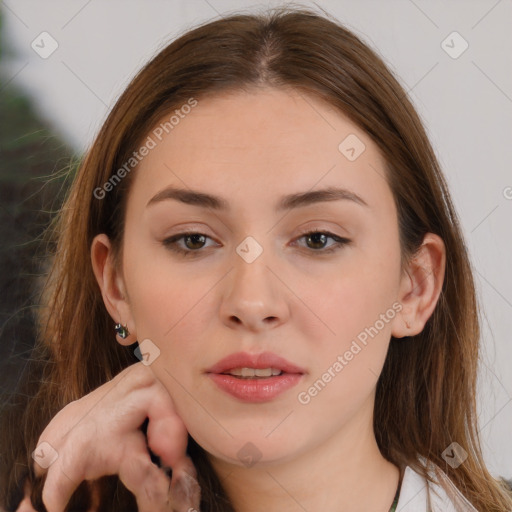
[2, 0, 511, 477]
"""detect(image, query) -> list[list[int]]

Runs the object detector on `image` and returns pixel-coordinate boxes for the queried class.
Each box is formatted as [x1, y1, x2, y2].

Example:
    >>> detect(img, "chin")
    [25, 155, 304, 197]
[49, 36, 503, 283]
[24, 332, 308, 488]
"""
[189, 425, 305, 468]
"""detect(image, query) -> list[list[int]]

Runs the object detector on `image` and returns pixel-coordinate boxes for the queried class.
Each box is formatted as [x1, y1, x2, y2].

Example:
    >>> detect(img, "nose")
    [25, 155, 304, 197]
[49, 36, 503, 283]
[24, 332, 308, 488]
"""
[219, 243, 291, 332]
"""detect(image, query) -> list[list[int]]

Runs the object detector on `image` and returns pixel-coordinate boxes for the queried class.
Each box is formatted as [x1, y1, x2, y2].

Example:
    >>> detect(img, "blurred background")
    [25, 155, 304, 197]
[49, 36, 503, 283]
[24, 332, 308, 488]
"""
[0, 0, 511, 478]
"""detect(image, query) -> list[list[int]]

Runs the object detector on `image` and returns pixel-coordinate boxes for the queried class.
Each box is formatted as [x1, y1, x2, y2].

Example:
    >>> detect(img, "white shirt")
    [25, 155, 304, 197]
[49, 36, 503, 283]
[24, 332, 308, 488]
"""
[397, 457, 478, 511]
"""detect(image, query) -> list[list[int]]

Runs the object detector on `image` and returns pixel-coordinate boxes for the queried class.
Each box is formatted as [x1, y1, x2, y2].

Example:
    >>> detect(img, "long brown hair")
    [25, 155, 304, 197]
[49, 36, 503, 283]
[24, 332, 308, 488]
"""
[2, 5, 511, 511]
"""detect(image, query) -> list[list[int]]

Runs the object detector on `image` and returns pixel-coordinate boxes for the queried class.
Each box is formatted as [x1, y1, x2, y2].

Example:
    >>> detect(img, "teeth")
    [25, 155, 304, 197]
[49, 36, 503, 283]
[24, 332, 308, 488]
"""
[225, 367, 282, 378]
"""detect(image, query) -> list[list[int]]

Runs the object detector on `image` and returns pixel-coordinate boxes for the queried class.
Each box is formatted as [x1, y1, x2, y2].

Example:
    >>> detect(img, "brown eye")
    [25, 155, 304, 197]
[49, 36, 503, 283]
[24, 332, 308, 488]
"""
[183, 233, 207, 250]
[294, 231, 351, 254]
[305, 232, 328, 250]
[162, 232, 217, 257]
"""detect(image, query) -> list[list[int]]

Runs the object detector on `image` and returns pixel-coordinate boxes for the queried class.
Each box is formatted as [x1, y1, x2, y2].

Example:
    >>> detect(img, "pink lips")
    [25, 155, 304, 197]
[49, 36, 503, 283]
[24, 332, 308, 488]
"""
[206, 351, 306, 375]
[205, 351, 306, 403]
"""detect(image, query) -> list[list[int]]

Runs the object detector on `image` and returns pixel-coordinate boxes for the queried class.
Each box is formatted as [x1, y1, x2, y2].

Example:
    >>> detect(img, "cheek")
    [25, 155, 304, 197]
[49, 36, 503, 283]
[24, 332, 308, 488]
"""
[289, 273, 401, 449]
[306, 241, 401, 349]
[122, 240, 218, 361]
[298, 238, 402, 400]
[300, 276, 398, 397]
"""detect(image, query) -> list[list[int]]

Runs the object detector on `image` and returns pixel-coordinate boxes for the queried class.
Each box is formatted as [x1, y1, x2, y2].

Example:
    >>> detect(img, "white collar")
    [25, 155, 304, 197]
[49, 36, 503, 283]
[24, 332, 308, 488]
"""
[396, 458, 478, 511]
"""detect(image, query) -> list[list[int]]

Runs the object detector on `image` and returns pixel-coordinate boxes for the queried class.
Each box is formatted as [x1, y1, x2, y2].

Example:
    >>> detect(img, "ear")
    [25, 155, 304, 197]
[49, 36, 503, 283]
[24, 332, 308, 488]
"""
[91, 234, 137, 346]
[391, 233, 446, 338]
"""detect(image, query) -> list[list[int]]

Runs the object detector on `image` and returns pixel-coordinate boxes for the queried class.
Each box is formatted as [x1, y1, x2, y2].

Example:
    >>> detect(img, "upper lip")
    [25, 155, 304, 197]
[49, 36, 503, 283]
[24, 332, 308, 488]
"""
[205, 351, 306, 374]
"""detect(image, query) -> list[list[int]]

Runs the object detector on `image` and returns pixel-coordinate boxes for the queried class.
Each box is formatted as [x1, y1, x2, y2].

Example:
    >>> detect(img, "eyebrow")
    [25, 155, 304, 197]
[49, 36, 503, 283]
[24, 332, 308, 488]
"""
[146, 185, 369, 211]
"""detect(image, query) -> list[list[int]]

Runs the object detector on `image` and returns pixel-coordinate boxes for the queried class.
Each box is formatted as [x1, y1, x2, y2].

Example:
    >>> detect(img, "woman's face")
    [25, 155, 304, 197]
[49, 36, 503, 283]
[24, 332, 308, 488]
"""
[119, 87, 405, 467]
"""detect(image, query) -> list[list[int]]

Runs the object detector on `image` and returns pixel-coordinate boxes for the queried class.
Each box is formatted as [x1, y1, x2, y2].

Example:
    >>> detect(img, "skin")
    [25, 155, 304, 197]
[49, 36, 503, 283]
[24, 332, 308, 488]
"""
[31, 363, 199, 512]
[92, 87, 446, 511]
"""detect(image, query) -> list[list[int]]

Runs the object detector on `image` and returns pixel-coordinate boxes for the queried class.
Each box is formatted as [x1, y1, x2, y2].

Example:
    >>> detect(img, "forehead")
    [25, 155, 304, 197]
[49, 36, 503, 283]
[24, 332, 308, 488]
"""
[130, 87, 392, 214]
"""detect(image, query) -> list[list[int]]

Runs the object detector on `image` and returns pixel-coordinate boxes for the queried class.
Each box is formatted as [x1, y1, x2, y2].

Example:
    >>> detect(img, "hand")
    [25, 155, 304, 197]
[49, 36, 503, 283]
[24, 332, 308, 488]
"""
[31, 362, 201, 512]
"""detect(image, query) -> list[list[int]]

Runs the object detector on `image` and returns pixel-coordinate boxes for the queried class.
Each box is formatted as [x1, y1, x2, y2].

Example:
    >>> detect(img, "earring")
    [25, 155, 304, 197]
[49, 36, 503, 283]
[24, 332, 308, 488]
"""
[115, 323, 130, 339]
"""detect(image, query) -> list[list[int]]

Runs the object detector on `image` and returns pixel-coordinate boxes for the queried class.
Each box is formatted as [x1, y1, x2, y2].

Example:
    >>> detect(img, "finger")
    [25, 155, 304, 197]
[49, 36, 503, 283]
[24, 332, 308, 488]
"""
[31, 437, 45, 479]
[168, 457, 202, 512]
[118, 431, 173, 512]
[146, 402, 189, 469]
[32, 435, 61, 479]
[41, 455, 84, 512]
[116, 362, 156, 395]
[32, 400, 89, 480]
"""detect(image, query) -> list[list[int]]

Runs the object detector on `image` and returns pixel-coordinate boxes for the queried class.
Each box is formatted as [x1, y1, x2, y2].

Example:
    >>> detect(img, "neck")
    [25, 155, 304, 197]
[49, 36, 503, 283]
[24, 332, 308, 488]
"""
[207, 403, 400, 512]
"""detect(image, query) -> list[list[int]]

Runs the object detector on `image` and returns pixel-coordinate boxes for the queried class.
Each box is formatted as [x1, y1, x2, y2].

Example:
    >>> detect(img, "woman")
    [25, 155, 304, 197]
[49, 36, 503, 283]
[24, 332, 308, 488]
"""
[1, 6, 511, 512]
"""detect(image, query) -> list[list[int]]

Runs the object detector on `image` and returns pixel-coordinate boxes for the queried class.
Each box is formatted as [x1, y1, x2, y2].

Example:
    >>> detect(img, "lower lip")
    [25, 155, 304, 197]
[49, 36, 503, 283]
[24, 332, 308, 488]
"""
[207, 373, 303, 403]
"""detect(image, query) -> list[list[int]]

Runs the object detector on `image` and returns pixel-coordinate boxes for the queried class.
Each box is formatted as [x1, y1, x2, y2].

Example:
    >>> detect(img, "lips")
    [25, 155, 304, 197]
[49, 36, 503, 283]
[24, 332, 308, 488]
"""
[205, 351, 306, 375]
[205, 351, 306, 403]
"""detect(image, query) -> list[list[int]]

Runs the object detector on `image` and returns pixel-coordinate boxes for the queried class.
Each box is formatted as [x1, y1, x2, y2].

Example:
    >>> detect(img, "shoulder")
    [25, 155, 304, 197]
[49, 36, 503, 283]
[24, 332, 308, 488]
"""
[396, 456, 478, 512]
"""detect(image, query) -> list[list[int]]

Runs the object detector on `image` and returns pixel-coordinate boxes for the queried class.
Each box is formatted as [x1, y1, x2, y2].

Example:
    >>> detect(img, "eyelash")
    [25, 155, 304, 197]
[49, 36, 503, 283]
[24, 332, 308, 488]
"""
[162, 230, 351, 257]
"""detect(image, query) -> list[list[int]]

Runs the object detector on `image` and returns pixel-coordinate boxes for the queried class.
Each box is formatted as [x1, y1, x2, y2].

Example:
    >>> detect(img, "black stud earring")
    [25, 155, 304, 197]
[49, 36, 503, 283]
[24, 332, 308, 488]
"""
[115, 323, 130, 339]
